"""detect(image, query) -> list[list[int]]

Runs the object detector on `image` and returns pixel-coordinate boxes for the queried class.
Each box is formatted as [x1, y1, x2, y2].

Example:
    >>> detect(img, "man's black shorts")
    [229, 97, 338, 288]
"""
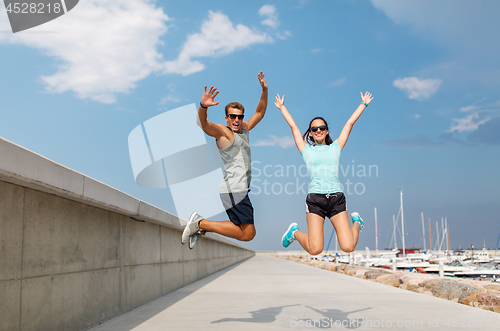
[306, 192, 346, 219]
[220, 192, 254, 225]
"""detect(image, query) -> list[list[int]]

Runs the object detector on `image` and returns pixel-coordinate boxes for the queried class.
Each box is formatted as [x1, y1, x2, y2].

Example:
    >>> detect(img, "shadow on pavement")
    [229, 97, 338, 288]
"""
[211, 304, 371, 328]
[297, 306, 372, 329]
[211, 304, 300, 324]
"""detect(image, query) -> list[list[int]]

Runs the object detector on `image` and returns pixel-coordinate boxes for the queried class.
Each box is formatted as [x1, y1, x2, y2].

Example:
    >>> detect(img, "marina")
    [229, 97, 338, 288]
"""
[307, 248, 500, 282]
[316, 188, 500, 282]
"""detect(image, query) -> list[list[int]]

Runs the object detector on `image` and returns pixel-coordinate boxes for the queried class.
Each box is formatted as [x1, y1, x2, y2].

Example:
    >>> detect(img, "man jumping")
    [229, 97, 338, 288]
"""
[181, 71, 268, 248]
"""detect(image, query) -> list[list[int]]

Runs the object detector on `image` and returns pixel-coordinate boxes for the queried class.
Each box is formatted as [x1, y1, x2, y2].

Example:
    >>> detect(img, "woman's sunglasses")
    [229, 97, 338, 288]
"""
[310, 125, 327, 132]
[227, 114, 244, 120]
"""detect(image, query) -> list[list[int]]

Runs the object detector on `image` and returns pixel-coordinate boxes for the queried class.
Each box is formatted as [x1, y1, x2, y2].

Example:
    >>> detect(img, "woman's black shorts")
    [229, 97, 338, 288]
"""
[306, 192, 346, 219]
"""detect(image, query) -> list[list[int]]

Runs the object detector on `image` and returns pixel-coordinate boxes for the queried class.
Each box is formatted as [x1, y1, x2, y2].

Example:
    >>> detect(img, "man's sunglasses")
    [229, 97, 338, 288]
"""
[310, 125, 327, 132]
[227, 114, 244, 120]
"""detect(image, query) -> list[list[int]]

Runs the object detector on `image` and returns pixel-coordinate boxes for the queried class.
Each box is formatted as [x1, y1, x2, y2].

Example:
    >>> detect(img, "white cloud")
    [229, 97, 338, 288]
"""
[276, 31, 292, 40]
[413, 114, 421, 119]
[159, 95, 182, 105]
[328, 77, 346, 87]
[393, 77, 442, 101]
[450, 101, 500, 132]
[258, 5, 280, 29]
[159, 83, 182, 105]
[258, 5, 290, 39]
[253, 135, 295, 149]
[311, 48, 322, 54]
[164, 11, 271, 76]
[0, 5, 275, 103]
[0, 0, 169, 104]
[449, 112, 491, 133]
[460, 105, 480, 112]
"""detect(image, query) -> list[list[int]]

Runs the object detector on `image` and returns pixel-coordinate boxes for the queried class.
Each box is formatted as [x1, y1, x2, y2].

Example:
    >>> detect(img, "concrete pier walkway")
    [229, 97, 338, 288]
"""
[89, 254, 498, 331]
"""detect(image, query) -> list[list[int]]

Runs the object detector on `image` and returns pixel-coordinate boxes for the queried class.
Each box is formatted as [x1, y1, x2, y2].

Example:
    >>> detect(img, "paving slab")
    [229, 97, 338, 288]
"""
[89, 255, 499, 331]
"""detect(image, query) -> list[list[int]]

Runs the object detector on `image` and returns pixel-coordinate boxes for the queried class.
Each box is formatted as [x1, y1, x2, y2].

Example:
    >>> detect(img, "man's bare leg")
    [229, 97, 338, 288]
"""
[200, 220, 255, 241]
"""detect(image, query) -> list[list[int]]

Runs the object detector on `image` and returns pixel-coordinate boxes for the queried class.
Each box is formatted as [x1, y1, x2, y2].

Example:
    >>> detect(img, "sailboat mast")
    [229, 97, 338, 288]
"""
[393, 215, 397, 250]
[400, 190, 406, 257]
[445, 218, 449, 251]
[421, 212, 426, 251]
[429, 218, 432, 252]
[375, 207, 378, 253]
[440, 217, 447, 251]
[436, 222, 440, 251]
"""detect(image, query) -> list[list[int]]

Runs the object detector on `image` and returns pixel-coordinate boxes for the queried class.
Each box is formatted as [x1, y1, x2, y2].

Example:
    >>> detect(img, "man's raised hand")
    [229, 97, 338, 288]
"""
[258, 71, 268, 91]
[201, 86, 220, 108]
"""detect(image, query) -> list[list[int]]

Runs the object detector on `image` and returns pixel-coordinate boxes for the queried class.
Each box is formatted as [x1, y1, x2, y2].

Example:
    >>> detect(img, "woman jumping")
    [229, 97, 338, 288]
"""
[275, 92, 373, 254]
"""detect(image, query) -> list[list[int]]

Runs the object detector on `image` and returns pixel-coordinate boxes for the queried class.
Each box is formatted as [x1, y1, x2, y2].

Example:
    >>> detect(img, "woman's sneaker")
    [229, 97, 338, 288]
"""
[282, 223, 299, 248]
[181, 212, 203, 245]
[350, 212, 364, 231]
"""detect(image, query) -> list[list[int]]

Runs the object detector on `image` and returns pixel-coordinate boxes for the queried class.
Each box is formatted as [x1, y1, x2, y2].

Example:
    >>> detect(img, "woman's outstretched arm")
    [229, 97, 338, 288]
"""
[337, 91, 373, 149]
[274, 94, 306, 153]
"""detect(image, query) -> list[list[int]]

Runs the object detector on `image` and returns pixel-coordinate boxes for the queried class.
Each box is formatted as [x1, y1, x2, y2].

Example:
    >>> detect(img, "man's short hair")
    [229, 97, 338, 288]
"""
[225, 102, 245, 116]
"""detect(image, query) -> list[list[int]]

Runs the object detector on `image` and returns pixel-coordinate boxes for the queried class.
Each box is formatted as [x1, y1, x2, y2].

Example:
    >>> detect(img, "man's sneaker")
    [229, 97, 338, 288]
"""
[181, 212, 204, 245]
[188, 230, 206, 249]
[282, 223, 299, 248]
[188, 233, 198, 249]
[350, 212, 364, 231]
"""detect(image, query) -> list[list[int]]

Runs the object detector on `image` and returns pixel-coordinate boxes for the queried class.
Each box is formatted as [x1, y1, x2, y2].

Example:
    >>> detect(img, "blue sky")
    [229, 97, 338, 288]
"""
[1, 0, 499, 252]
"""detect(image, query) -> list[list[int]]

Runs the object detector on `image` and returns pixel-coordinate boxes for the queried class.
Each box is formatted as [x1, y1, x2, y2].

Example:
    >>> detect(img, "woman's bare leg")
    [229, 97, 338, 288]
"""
[329, 211, 360, 252]
[293, 213, 325, 255]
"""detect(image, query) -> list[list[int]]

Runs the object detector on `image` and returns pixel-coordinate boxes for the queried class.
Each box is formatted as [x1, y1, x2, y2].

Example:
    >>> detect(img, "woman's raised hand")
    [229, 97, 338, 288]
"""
[360, 91, 373, 105]
[274, 94, 285, 109]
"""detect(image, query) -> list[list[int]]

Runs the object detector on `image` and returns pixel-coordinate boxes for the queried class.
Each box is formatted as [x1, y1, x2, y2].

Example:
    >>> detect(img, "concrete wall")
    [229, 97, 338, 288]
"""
[0, 137, 254, 331]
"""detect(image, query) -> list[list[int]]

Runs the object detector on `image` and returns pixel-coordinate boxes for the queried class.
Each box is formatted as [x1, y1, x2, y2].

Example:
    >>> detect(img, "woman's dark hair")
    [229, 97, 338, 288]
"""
[302, 116, 333, 146]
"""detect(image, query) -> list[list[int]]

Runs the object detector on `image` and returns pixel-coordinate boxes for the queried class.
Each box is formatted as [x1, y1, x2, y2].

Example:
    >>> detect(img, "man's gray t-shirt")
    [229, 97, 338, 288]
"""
[218, 127, 251, 194]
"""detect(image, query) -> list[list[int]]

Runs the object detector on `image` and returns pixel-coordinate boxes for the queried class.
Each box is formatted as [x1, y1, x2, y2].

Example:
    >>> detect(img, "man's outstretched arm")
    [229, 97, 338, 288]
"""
[245, 71, 268, 131]
[197, 85, 226, 139]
